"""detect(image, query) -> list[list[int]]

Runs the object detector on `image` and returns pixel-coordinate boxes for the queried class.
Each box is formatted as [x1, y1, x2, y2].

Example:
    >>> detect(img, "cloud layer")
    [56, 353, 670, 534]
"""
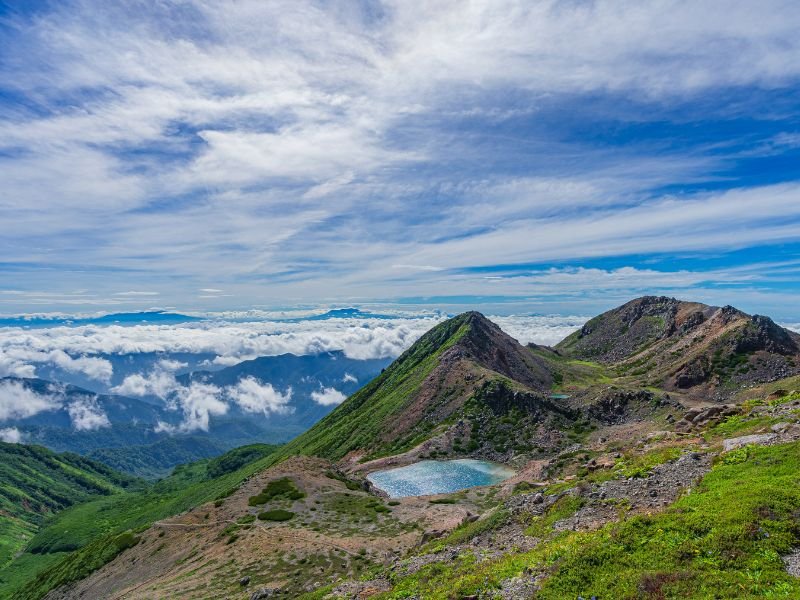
[0, 379, 110, 430]
[0, 311, 591, 431]
[311, 387, 348, 407]
[0, 2, 799, 312]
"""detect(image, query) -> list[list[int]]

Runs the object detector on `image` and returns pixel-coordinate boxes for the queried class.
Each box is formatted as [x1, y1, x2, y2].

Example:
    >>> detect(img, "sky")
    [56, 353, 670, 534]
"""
[2, 1, 800, 318]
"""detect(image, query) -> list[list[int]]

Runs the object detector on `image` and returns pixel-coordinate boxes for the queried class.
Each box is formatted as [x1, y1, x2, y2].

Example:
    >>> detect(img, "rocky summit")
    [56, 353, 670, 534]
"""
[557, 296, 800, 398]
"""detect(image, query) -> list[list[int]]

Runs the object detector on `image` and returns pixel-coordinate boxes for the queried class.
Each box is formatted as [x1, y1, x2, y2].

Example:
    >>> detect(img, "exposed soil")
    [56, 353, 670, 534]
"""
[45, 456, 477, 600]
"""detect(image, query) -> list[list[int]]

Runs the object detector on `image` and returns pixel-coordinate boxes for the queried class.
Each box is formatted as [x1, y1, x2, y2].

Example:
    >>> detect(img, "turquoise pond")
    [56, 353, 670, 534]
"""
[366, 459, 516, 498]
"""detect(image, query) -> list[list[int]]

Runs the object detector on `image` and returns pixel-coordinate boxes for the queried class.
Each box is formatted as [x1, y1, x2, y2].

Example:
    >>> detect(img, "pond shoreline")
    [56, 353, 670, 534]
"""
[366, 458, 516, 498]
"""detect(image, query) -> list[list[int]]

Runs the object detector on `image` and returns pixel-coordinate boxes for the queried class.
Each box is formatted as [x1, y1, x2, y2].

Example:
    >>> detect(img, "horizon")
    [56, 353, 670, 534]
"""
[2, 2, 800, 316]
[1, 293, 799, 323]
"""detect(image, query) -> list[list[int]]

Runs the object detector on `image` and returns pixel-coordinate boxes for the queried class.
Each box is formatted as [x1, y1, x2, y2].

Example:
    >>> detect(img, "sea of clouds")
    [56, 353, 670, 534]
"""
[0, 313, 590, 380]
[0, 312, 590, 435]
[1, 311, 797, 439]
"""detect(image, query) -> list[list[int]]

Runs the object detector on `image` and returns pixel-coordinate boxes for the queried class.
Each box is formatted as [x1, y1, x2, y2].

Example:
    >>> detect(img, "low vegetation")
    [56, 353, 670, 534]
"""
[87, 436, 228, 480]
[1, 443, 278, 599]
[0, 442, 141, 573]
[258, 509, 295, 522]
[375, 442, 800, 599]
[248, 476, 305, 505]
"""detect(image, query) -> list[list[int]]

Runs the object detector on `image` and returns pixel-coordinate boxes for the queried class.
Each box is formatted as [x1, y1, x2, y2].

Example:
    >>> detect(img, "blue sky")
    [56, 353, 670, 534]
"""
[2, 1, 800, 318]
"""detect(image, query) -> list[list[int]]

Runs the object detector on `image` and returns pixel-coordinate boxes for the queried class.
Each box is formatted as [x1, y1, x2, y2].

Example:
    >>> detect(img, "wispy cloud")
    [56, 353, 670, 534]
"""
[0, 1, 799, 311]
[66, 397, 110, 431]
[0, 380, 62, 421]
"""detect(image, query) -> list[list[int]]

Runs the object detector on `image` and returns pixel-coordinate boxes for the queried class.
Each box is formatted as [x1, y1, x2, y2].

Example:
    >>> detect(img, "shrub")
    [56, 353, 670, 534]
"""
[258, 509, 295, 522]
[248, 477, 305, 506]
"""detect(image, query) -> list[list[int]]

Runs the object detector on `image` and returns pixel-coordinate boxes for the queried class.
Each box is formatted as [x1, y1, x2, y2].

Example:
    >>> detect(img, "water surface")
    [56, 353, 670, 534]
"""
[367, 459, 515, 498]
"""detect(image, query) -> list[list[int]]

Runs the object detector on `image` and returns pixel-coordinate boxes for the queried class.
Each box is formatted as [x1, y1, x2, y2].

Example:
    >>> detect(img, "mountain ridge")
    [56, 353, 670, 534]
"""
[271, 311, 556, 463]
[557, 295, 800, 397]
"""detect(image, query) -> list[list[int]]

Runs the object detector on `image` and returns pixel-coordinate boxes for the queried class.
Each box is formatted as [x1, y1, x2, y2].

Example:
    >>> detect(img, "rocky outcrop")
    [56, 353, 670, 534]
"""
[585, 389, 656, 424]
[554, 452, 712, 531]
[673, 357, 712, 389]
[673, 405, 738, 433]
[473, 379, 575, 419]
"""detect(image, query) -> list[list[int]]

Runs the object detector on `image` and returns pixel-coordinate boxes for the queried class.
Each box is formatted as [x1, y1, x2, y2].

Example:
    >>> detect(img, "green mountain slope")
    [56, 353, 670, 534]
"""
[274, 311, 554, 462]
[0, 443, 278, 599]
[87, 436, 227, 480]
[0, 443, 141, 571]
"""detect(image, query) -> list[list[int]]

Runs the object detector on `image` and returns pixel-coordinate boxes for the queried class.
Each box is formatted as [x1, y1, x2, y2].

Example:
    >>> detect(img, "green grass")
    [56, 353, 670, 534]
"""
[428, 508, 509, 551]
[16, 530, 142, 600]
[257, 509, 295, 522]
[705, 412, 788, 440]
[612, 445, 684, 479]
[1, 443, 279, 599]
[375, 441, 800, 599]
[0, 442, 142, 572]
[248, 476, 304, 506]
[525, 494, 584, 538]
[205, 443, 279, 480]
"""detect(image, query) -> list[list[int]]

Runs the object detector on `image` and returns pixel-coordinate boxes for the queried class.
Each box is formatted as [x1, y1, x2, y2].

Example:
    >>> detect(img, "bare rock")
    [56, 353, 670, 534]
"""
[784, 548, 800, 578]
[722, 433, 778, 452]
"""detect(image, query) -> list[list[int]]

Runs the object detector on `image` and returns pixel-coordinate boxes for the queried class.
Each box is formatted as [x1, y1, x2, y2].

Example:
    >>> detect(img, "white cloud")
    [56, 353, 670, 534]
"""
[0, 347, 112, 383]
[342, 372, 358, 384]
[488, 315, 587, 347]
[0, 355, 36, 379]
[0, 380, 62, 421]
[169, 382, 228, 432]
[0, 2, 799, 312]
[311, 386, 348, 406]
[227, 377, 293, 415]
[157, 359, 188, 372]
[67, 397, 111, 431]
[48, 350, 113, 383]
[0, 427, 22, 443]
[111, 369, 179, 400]
[114, 364, 296, 430]
[0, 317, 441, 368]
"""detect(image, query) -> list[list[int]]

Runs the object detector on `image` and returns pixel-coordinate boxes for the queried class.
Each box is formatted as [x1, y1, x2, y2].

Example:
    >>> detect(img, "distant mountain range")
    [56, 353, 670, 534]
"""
[0, 351, 389, 478]
[0, 306, 417, 329]
[0, 311, 203, 328]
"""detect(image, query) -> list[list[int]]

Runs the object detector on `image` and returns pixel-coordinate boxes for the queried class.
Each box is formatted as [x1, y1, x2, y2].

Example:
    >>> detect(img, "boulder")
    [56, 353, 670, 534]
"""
[722, 433, 778, 452]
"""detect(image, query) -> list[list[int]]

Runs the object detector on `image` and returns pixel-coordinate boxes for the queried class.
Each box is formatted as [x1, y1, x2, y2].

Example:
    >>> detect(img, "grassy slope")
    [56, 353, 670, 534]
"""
[87, 436, 227, 480]
[0, 443, 141, 571]
[527, 346, 611, 389]
[1, 444, 278, 599]
[265, 315, 472, 461]
[375, 441, 800, 599]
